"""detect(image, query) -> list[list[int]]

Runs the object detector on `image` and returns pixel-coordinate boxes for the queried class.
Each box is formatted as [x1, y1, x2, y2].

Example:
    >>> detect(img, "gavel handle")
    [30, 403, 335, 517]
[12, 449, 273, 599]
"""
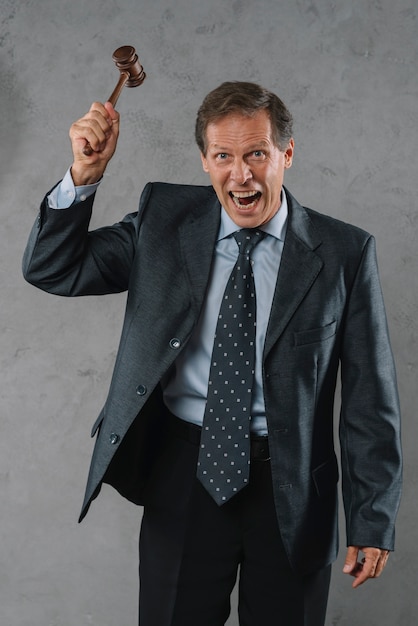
[82, 71, 129, 156]
[108, 71, 129, 107]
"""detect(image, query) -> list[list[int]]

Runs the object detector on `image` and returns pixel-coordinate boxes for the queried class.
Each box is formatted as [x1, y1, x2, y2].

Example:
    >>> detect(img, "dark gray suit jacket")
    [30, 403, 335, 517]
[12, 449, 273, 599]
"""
[23, 183, 402, 575]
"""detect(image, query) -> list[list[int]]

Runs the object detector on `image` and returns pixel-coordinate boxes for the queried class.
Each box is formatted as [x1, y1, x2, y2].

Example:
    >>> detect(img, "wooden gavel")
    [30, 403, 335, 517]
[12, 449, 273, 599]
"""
[82, 45, 146, 156]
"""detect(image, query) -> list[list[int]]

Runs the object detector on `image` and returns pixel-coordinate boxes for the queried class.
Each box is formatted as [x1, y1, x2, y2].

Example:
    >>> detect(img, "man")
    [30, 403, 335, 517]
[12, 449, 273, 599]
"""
[23, 82, 402, 625]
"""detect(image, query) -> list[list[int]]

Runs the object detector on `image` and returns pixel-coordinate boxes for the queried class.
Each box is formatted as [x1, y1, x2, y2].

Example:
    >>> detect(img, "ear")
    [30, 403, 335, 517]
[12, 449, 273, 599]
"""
[284, 138, 294, 169]
[200, 152, 209, 173]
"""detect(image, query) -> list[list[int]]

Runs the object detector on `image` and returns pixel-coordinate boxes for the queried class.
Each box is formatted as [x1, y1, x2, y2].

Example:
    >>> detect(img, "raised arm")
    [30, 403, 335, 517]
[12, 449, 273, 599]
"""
[22, 102, 139, 297]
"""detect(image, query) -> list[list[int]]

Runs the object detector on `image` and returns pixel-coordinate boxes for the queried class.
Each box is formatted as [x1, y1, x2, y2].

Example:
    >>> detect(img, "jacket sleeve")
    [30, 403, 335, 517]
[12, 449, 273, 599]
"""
[22, 184, 152, 296]
[339, 235, 402, 550]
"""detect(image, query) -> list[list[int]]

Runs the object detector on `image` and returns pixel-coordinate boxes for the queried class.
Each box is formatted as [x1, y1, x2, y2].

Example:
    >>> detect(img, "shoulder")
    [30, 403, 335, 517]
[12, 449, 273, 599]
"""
[304, 206, 372, 247]
[139, 182, 217, 208]
[285, 187, 372, 249]
[135, 182, 220, 235]
[305, 204, 370, 235]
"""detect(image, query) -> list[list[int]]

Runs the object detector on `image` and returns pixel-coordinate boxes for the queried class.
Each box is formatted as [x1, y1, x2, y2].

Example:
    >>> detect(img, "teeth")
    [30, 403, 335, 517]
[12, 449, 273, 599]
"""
[230, 190, 261, 208]
[229, 190, 261, 209]
[231, 191, 259, 198]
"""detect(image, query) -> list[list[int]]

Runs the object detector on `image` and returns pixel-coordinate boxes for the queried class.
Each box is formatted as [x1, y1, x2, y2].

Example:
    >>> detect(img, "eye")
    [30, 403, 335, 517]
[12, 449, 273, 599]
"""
[247, 150, 267, 163]
[216, 153, 228, 160]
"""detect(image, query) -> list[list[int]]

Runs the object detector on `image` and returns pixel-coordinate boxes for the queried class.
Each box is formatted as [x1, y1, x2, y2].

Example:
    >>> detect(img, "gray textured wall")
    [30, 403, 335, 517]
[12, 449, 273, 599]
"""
[1, 0, 416, 624]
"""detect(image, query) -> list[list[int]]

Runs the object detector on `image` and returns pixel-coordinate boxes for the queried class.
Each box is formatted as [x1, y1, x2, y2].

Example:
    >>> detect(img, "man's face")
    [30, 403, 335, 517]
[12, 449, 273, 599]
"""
[200, 109, 294, 228]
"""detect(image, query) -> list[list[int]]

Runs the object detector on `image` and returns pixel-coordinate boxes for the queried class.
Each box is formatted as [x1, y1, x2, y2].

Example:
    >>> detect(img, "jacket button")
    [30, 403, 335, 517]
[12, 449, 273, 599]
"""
[136, 384, 147, 396]
[169, 338, 181, 349]
[109, 433, 119, 445]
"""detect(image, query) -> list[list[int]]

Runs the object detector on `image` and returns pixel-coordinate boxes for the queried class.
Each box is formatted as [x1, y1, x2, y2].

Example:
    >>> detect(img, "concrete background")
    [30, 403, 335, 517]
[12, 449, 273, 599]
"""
[1, 0, 417, 624]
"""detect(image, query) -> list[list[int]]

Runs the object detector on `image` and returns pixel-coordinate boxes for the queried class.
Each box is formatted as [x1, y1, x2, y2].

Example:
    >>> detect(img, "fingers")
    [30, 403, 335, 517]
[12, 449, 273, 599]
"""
[343, 545, 359, 572]
[70, 102, 119, 156]
[343, 546, 390, 589]
[343, 546, 363, 581]
[69, 102, 120, 185]
[372, 548, 390, 578]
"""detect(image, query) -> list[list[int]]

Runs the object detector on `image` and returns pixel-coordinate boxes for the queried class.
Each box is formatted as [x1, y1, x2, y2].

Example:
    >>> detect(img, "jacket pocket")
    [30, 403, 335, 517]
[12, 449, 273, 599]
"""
[312, 455, 339, 497]
[294, 320, 337, 347]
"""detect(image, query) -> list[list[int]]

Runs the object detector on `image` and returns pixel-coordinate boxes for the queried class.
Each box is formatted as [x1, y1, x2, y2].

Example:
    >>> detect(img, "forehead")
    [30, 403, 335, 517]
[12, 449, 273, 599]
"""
[205, 109, 274, 149]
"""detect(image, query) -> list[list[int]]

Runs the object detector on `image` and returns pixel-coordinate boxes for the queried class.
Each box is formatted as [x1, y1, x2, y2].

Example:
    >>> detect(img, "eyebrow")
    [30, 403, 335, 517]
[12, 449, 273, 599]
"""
[209, 140, 270, 152]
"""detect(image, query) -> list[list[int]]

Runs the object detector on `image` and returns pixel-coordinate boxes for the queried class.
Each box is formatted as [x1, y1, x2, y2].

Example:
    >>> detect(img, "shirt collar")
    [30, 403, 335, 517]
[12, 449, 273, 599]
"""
[217, 188, 288, 242]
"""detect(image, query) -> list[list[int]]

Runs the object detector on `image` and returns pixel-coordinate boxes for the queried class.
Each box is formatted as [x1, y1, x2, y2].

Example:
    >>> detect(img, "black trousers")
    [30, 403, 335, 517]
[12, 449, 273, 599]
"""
[139, 415, 331, 626]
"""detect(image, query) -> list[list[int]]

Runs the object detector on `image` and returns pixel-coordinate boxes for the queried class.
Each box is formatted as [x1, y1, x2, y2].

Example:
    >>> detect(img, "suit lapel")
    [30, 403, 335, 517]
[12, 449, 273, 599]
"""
[178, 192, 221, 316]
[175, 187, 323, 356]
[264, 190, 324, 357]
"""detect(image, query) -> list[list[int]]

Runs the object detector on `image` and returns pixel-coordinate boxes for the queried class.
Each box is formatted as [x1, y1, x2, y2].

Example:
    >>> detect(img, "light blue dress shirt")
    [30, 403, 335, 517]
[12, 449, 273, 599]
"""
[163, 197, 288, 436]
[47, 168, 100, 208]
[48, 173, 288, 435]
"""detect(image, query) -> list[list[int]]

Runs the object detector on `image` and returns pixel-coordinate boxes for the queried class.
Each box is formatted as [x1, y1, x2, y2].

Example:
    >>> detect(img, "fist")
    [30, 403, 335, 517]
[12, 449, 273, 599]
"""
[69, 101, 120, 185]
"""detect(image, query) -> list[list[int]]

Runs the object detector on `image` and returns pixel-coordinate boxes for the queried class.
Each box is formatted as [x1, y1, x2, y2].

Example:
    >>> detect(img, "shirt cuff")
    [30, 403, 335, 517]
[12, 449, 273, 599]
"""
[47, 167, 101, 209]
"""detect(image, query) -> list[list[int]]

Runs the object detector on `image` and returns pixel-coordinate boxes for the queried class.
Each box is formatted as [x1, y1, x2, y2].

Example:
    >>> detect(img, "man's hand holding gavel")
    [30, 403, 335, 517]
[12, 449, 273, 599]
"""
[69, 101, 120, 187]
[66, 45, 145, 188]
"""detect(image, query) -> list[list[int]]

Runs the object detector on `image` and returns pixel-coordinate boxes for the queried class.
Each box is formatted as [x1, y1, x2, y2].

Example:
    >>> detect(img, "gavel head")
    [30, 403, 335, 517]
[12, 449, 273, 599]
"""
[112, 45, 146, 87]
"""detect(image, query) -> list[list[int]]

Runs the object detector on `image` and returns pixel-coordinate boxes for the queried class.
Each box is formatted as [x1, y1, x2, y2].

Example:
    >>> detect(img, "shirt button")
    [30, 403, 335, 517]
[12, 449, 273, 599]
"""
[136, 384, 147, 396]
[109, 433, 119, 445]
[80, 194, 87, 202]
[169, 338, 181, 349]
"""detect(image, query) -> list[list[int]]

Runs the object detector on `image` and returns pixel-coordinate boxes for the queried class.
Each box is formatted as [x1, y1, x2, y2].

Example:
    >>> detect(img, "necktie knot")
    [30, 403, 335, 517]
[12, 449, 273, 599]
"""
[233, 229, 265, 257]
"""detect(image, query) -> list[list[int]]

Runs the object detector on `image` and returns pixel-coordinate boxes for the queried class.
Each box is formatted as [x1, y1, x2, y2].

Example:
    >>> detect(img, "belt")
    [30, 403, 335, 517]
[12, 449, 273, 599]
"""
[167, 412, 270, 461]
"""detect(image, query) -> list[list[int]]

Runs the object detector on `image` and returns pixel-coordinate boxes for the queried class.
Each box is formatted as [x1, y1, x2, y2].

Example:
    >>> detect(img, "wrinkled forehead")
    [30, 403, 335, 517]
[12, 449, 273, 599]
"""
[203, 109, 276, 151]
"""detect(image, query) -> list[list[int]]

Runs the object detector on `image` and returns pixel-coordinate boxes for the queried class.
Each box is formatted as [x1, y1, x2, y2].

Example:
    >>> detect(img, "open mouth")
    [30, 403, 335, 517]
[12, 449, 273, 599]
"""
[229, 191, 262, 209]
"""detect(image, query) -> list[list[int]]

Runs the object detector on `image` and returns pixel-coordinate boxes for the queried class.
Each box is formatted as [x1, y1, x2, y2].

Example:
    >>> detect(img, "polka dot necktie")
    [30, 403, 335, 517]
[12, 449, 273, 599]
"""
[197, 228, 265, 505]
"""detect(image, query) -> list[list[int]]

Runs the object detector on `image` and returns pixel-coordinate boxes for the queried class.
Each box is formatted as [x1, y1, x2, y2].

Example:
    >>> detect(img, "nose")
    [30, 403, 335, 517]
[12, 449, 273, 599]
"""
[230, 159, 252, 185]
